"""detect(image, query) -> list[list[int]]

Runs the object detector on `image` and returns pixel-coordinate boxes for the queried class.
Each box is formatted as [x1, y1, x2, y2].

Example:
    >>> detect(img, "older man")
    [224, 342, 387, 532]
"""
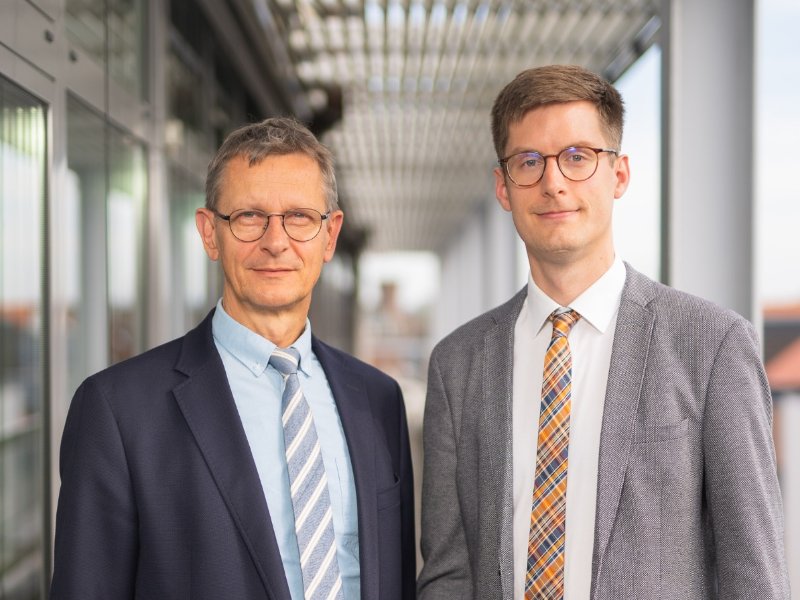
[51, 118, 415, 600]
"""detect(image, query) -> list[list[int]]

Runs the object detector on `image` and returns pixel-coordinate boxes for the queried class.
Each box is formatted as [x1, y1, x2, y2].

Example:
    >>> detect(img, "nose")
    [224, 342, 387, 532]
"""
[539, 155, 567, 197]
[259, 214, 290, 253]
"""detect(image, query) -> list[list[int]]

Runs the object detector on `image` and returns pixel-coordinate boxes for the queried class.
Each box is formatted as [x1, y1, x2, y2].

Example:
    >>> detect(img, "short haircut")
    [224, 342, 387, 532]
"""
[490, 64, 625, 159]
[205, 117, 338, 212]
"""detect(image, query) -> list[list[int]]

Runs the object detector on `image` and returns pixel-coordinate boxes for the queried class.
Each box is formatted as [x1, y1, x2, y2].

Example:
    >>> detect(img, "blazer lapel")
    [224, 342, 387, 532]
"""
[312, 337, 379, 600]
[591, 266, 656, 594]
[483, 289, 526, 600]
[173, 312, 291, 600]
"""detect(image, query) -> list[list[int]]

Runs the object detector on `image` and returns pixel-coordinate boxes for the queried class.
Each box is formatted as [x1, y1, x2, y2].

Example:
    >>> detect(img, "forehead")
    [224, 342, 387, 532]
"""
[505, 101, 607, 153]
[219, 153, 325, 207]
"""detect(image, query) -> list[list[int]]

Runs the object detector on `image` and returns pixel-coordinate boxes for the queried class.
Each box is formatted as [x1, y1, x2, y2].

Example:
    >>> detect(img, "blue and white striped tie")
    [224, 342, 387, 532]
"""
[270, 347, 344, 600]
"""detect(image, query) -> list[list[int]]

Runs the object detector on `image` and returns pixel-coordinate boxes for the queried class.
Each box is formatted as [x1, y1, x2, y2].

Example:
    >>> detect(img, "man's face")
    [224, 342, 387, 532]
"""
[196, 153, 343, 328]
[494, 100, 629, 269]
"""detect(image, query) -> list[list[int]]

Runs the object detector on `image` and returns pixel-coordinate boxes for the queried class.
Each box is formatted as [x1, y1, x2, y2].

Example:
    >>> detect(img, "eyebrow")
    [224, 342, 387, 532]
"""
[504, 142, 602, 157]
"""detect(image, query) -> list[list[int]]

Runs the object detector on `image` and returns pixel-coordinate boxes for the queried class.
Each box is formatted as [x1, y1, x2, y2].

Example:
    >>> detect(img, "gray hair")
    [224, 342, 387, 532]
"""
[205, 117, 339, 212]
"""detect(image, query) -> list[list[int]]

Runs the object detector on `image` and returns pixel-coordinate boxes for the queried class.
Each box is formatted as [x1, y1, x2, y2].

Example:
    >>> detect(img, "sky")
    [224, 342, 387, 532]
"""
[756, 0, 800, 303]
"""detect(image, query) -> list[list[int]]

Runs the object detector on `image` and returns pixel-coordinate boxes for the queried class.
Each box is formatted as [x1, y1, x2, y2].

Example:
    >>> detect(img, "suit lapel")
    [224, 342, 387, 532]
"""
[312, 337, 379, 600]
[172, 312, 290, 600]
[483, 289, 526, 599]
[591, 266, 656, 594]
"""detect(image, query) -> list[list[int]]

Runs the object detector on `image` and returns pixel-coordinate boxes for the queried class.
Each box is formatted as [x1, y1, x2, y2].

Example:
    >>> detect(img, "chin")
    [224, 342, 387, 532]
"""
[252, 294, 302, 312]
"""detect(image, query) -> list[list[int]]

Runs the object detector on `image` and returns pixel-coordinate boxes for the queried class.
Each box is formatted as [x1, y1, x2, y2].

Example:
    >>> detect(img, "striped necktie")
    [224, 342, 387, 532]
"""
[270, 347, 343, 600]
[526, 309, 581, 599]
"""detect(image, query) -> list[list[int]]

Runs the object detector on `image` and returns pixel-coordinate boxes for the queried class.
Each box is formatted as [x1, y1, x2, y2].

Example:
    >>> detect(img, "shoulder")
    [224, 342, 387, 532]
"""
[623, 264, 756, 342]
[81, 313, 215, 399]
[79, 337, 185, 404]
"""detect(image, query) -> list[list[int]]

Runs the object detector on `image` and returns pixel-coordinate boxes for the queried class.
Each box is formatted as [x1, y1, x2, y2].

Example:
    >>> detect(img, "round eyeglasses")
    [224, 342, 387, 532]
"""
[499, 146, 618, 187]
[212, 208, 330, 242]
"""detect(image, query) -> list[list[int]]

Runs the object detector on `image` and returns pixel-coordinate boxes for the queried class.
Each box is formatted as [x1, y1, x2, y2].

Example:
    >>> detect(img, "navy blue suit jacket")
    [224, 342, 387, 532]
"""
[50, 310, 416, 599]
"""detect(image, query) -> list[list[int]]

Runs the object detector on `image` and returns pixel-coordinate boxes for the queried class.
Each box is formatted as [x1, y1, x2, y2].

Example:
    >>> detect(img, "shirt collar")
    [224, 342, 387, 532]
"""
[526, 255, 626, 335]
[211, 299, 314, 377]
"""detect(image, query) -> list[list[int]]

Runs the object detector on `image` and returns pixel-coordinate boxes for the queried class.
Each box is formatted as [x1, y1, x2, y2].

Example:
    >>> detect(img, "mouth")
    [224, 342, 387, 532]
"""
[251, 267, 295, 274]
[536, 208, 579, 219]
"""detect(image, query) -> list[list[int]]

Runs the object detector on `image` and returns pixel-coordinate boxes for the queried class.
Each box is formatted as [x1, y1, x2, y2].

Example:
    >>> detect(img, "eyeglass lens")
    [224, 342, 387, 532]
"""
[229, 209, 324, 242]
[505, 147, 602, 186]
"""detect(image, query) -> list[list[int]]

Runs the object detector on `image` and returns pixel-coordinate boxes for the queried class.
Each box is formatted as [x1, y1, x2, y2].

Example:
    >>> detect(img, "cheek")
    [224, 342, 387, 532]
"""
[220, 246, 253, 278]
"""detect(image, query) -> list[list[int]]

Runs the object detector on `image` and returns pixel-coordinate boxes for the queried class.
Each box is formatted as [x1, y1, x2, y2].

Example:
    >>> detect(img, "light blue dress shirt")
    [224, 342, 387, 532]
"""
[212, 300, 360, 599]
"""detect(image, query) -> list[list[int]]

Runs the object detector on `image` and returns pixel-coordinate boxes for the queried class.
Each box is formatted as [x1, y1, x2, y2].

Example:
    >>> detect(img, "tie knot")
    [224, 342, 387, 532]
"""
[549, 309, 580, 338]
[269, 347, 301, 376]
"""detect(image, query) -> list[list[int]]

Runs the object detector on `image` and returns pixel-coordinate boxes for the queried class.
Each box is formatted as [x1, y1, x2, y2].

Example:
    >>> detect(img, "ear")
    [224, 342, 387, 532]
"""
[494, 166, 512, 212]
[613, 153, 631, 199]
[195, 208, 220, 261]
[323, 210, 344, 263]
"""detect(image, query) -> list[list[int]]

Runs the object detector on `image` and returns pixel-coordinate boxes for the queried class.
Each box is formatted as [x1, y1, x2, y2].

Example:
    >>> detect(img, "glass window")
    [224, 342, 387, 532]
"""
[168, 167, 212, 335]
[66, 95, 108, 394]
[66, 96, 148, 380]
[166, 50, 205, 160]
[107, 127, 147, 364]
[613, 46, 662, 281]
[108, 0, 148, 100]
[65, 0, 105, 69]
[757, 0, 800, 592]
[0, 75, 47, 600]
[66, 0, 148, 101]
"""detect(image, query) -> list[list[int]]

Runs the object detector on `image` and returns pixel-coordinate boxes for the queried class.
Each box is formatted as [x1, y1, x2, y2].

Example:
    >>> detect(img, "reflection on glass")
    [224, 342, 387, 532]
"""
[169, 167, 211, 335]
[166, 50, 206, 161]
[108, 129, 147, 364]
[66, 95, 107, 396]
[66, 97, 148, 376]
[66, 0, 148, 100]
[0, 75, 46, 600]
[65, 0, 104, 68]
[108, 0, 148, 99]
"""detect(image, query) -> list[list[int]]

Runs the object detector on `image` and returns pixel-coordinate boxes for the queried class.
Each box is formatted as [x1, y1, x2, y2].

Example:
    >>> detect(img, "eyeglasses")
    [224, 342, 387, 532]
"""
[499, 146, 618, 187]
[212, 208, 330, 242]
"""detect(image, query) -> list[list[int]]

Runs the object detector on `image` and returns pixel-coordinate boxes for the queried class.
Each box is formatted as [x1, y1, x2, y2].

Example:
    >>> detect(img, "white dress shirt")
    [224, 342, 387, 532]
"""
[512, 257, 626, 600]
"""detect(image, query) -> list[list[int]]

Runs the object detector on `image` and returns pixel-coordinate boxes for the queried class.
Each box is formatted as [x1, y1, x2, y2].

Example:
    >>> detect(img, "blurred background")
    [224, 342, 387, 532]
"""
[1, 0, 798, 597]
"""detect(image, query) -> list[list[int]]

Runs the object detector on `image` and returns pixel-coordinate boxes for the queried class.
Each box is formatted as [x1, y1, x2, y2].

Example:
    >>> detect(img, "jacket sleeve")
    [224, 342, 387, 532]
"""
[702, 317, 790, 599]
[50, 377, 138, 600]
[417, 350, 473, 599]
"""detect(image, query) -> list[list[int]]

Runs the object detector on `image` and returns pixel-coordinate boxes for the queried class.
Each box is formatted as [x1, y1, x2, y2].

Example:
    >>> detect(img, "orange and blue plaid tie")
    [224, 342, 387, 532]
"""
[526, 309, 581, 599]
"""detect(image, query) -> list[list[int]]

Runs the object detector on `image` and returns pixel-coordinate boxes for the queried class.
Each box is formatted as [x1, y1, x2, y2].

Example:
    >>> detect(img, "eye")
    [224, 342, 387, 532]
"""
[562, 147, 594, 163]
[284, 209, 315, 225]
[514, 153, 543, 170]
[285, 209, 311, 223]
[232, 210, 265, 225]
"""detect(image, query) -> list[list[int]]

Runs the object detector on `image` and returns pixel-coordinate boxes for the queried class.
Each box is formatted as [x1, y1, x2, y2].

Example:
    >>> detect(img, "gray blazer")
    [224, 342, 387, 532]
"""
[417, 264, 790, 599]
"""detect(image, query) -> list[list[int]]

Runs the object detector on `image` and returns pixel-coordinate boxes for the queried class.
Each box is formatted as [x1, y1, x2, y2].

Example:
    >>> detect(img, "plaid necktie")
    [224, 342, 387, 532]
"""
[525, 309, 581, 599]
[270, 347, 343, 600]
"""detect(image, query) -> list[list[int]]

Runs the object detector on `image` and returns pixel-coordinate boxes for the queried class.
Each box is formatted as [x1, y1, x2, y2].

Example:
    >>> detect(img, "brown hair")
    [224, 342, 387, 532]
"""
[205, 117, 338, 211]
[490, 65, 625, 159]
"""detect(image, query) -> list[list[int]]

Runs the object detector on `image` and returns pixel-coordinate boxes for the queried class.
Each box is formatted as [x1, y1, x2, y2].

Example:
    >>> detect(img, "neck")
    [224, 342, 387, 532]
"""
[529, 251, 615, 306]
[221, 298, 309, 348]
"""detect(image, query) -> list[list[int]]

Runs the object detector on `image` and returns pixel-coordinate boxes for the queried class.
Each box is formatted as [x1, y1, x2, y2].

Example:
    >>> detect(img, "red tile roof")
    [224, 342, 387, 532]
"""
[766, 337, 800, 392]
[764, 303, 800, 320]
